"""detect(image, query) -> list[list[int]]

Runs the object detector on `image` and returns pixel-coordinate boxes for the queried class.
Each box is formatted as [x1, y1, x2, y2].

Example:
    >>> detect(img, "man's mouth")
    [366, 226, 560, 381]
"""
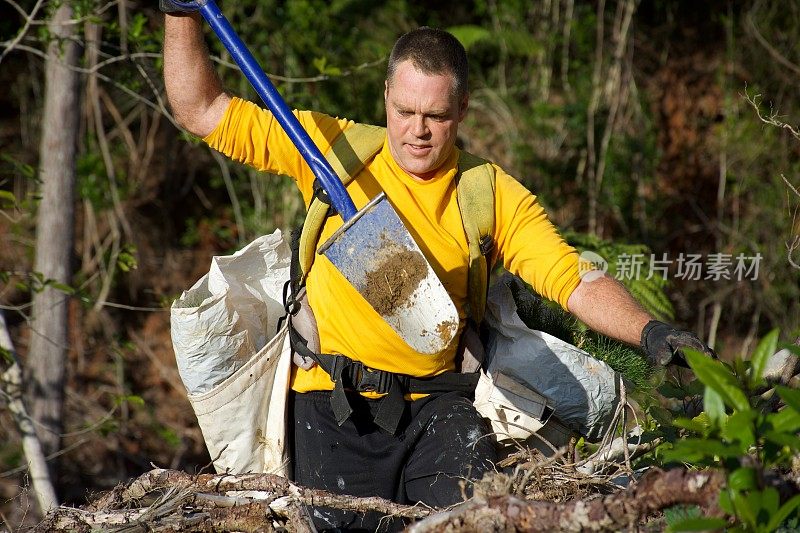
[405, 143, 432, 156]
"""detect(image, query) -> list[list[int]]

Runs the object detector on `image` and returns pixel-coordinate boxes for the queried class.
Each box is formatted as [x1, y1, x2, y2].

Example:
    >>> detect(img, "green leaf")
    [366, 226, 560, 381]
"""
[760, 487, 780, 518]
[649, 406, 674, 427]
[114, 394, 145, 408]
[719, 490, 734, 514]
[749, 328, 779, 387]
[765, 494, 800, 531]
[732, 489, 757, 527]
[447, 25, 492, 51]
[659, 382, 688, 399]
[48, 282, 75, 295]
[663, 438, 741, 463]
[667, 517, 728, 532]
[776, 386, 800, 414]
[704, 387, 727, 426]
[673, 416, 708, 434]
[727, 467, 757, 490]
[0, 347, 13, 365]
[721, 410, 756, 449]
[763, 430, 800, 451]
[779, 343, 800, 356]
[768, 408, 800, 433]
[311, 56, 341, 76]
[684, 379, 706, 397]
[0, 190, 16, 205]
[685, 349, 750, 412]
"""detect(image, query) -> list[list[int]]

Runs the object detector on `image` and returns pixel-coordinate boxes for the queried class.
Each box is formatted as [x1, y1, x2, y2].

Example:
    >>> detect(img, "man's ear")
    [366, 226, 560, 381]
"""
[458, 92, 469, 122]
[384, 79, 389, 102]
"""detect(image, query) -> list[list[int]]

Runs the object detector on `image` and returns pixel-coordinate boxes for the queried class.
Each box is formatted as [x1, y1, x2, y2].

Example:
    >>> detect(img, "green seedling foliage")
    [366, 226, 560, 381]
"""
[657, 331, 800, 531]
[748, 328, 779, 388]
[685, 349, 749, 412]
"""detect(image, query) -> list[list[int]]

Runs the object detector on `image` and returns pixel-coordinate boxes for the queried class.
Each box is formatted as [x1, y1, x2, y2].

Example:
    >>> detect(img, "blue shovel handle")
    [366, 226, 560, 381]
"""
[170, 0, 358, 220]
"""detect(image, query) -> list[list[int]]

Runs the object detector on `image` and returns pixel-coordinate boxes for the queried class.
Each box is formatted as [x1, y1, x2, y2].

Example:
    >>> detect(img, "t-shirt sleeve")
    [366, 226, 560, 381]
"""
[493, 167, 581, 310]
[202, 97, 352, 204]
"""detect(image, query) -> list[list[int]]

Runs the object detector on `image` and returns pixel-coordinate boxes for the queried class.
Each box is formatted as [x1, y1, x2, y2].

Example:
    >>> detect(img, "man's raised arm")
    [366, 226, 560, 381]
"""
[163, 6, 230, 137]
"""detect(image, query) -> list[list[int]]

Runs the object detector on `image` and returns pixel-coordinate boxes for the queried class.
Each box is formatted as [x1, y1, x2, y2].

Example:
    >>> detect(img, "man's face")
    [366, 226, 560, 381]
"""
[384, 60, 468, 181]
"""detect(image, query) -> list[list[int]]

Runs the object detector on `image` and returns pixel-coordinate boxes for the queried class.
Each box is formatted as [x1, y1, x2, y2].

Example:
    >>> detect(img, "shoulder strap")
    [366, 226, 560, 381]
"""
[297, 123, 386, 281]
[456, 151, 496, 325]
[297, 129, 497, 324]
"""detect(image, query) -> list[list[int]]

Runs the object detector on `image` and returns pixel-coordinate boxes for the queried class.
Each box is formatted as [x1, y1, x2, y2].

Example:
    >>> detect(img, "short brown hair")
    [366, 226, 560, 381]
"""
[386, 27, 468, 99]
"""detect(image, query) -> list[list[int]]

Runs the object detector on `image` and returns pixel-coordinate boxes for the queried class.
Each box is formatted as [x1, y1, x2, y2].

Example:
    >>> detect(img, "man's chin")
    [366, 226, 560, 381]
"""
[400, 162, 437, 180]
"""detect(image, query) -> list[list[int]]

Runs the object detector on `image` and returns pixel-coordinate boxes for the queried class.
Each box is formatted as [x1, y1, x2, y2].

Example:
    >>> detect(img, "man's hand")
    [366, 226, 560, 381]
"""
[160, 0, 200, 14]
[641, 320, 716, 368]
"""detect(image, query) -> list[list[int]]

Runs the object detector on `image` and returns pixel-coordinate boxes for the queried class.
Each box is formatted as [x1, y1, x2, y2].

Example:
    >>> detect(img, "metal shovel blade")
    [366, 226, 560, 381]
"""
[319, 193, 459, 355]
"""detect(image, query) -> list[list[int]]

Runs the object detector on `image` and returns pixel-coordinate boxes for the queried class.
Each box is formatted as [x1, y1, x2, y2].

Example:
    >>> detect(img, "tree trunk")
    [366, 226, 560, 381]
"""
[27, 1, 80, 461]
[0, 312, 59, 513]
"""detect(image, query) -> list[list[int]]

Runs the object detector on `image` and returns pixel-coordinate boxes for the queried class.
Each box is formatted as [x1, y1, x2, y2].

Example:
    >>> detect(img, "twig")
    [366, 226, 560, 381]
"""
[0, 0, 46, 65]
[211, 150, 246, 246]
[744, 89, 800, 141]
[209, 54, 386, 84]
[0, 438, 89, 479]
[745, 12, 800, 78]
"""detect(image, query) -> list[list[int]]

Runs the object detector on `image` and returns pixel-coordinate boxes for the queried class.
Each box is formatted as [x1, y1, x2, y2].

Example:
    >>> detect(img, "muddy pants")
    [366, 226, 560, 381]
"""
[291, 389, 497, 532]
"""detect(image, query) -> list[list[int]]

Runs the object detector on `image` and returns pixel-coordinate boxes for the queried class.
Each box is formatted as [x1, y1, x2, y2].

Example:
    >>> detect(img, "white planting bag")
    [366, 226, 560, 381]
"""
[171, 231, 290, 395]
[478, 274, 620, 443]
[171, 230, 292, 475]
[187, 324, 292, 475]
[474, 369, 551, 442]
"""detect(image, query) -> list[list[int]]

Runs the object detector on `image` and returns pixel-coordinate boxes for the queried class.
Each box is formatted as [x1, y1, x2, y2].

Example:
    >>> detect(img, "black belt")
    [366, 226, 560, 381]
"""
[288, 323, 479, 435]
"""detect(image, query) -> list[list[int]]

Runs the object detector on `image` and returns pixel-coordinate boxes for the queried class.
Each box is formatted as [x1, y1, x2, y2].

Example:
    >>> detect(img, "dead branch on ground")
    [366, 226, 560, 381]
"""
[31, 465, 744, 532]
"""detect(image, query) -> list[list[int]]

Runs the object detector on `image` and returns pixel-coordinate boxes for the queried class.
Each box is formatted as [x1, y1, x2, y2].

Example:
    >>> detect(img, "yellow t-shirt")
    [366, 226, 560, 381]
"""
[204, 97, 581, 392]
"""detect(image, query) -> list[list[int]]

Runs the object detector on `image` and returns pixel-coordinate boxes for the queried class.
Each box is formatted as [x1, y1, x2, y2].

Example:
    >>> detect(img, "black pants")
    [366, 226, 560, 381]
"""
[291, 389, 497, 531]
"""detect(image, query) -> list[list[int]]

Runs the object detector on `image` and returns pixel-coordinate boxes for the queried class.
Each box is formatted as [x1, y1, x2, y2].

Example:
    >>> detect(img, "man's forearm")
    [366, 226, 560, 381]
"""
[566, 274, 652, 346]
[163, 13, 230, 137]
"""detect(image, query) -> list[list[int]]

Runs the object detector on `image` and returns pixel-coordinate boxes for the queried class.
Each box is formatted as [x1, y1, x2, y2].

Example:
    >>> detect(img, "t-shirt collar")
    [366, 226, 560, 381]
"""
[378, 137, 460, 185]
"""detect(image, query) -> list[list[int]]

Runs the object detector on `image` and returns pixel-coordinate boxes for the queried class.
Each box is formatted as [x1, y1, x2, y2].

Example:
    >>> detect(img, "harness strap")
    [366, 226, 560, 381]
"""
[288, 323, 479, 434]
[298, 123, 386, 281]
[456, 151, 496, 325]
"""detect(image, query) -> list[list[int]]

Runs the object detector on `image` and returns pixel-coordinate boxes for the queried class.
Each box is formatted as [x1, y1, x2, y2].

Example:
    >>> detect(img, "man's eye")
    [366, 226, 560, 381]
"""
[398, 110, 413, 117]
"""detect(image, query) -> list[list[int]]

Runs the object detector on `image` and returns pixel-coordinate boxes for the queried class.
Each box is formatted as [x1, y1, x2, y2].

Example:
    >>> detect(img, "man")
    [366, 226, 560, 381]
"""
[162, 4, 713, 529]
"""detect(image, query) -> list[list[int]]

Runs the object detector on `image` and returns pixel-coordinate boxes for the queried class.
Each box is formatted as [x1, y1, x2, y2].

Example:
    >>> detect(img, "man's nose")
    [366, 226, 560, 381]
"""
[412, 115, 429, 137]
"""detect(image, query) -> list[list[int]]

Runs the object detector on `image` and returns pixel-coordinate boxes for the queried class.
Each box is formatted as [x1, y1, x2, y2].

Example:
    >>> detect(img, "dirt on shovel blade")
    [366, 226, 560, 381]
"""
[362, 247, 426, 316]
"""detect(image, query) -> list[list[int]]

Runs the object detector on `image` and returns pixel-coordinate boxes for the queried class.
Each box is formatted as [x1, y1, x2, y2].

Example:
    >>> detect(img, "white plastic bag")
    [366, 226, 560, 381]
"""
[478, 274, 620, 443]
[171, 231, 290, 395]
[170, 229, 292, 475]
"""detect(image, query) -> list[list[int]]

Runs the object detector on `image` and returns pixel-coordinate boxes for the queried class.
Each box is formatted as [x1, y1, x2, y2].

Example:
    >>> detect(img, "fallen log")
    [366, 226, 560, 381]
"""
[32, 466, 736, 532]
[408, 468, 725, 532]
[35, 468, 431, 532]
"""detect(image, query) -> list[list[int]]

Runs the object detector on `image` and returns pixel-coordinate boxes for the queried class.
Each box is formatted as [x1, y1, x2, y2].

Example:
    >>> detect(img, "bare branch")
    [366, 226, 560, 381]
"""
[787, 235, 800, 271]
[744, 89, 800, 141]
[0, 0, 46, 65]
[745, 11, 800, 78]
[783, 173, 800, 200]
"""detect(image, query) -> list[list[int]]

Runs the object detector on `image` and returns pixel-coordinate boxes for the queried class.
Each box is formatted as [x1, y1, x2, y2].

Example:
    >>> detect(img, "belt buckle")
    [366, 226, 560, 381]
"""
[357, 366, 386, 393]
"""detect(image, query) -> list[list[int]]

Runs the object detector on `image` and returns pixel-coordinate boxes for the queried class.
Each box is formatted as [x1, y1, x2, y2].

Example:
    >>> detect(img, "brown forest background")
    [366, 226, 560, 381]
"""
[0, 0, 799, 528]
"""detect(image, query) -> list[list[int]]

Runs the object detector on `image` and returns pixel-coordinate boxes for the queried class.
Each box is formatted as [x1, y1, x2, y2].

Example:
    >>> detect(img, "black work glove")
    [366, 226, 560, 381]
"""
[641, 320, 717, 368]
[160, 0, 201, 13]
